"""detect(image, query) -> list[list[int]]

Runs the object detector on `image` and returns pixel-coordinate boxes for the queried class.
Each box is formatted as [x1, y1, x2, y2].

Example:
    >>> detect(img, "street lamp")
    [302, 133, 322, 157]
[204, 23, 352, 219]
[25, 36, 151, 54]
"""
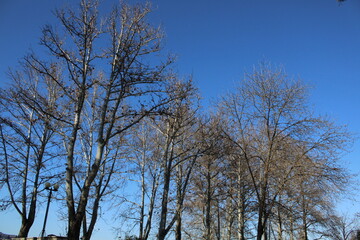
[41, 182, 59, 239]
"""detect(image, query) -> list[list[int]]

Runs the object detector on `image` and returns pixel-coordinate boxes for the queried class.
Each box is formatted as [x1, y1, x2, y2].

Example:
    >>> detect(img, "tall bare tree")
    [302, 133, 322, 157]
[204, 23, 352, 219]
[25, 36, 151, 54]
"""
[0, 63, 62, 237]
[186, 116, 229, 240]
[152, 80, 202, 240]
[16, 0, 177, 239]
[218, 63, 351, 240]
[325, 213, 360, 240]
[117, 119, 163, 240]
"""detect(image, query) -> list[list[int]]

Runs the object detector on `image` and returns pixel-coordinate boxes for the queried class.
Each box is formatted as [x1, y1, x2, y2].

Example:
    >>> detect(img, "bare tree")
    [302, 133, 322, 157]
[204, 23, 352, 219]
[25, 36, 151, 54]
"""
[186, 116, 230, 240]
[324, 213, 360, 240]
[226, 152, 255, 240]
[0, 64, 62, 237]
[17, 0, 177, 239]
[151, 80, 202, 240]
[218, 63, 351, 240]
[118, 119, 163, 240]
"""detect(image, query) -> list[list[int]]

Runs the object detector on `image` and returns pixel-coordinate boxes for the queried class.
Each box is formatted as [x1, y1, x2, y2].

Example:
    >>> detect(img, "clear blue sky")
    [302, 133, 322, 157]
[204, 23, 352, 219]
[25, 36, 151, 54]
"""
[1, 0, 360, 239]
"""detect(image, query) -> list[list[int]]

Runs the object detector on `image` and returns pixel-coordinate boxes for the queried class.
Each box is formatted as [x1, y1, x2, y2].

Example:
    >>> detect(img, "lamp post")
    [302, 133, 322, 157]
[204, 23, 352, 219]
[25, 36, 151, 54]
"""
[41, 182, 59, 239]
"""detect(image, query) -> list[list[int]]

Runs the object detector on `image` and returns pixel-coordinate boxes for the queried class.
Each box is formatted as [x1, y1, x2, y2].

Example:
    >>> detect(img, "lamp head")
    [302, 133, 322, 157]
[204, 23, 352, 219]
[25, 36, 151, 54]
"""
[45, 182, 51, 189]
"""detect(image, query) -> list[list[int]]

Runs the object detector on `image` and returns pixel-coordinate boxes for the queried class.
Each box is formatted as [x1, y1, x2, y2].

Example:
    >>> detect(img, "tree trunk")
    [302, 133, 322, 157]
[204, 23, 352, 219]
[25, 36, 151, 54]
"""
[18, 218, 32, 238]
[238, 201, 245, 240]
[216, 199, 221, 240]
[83, 195, 100, 240]
[237, 172, 246, 240]
[175, 165, 183, 240]
[204, 167, 212, 240]
[289, 214, 295, 240]
[18, 186, 39, 238]
[257, 222, 265, 240]
[257, 198, 267, 240]
[157, 165, 171, 240]
[67, 142, 104, 240]
[175, 211, 182, 240]
[225, 199, 234, 240]
[277, 199, 283, 240]
[139, 163, 145, 240]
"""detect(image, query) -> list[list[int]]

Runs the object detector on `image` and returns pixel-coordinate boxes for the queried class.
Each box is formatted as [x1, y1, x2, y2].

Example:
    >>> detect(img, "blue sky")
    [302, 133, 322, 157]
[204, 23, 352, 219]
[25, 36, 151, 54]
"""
[1, 0, 360, 239]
